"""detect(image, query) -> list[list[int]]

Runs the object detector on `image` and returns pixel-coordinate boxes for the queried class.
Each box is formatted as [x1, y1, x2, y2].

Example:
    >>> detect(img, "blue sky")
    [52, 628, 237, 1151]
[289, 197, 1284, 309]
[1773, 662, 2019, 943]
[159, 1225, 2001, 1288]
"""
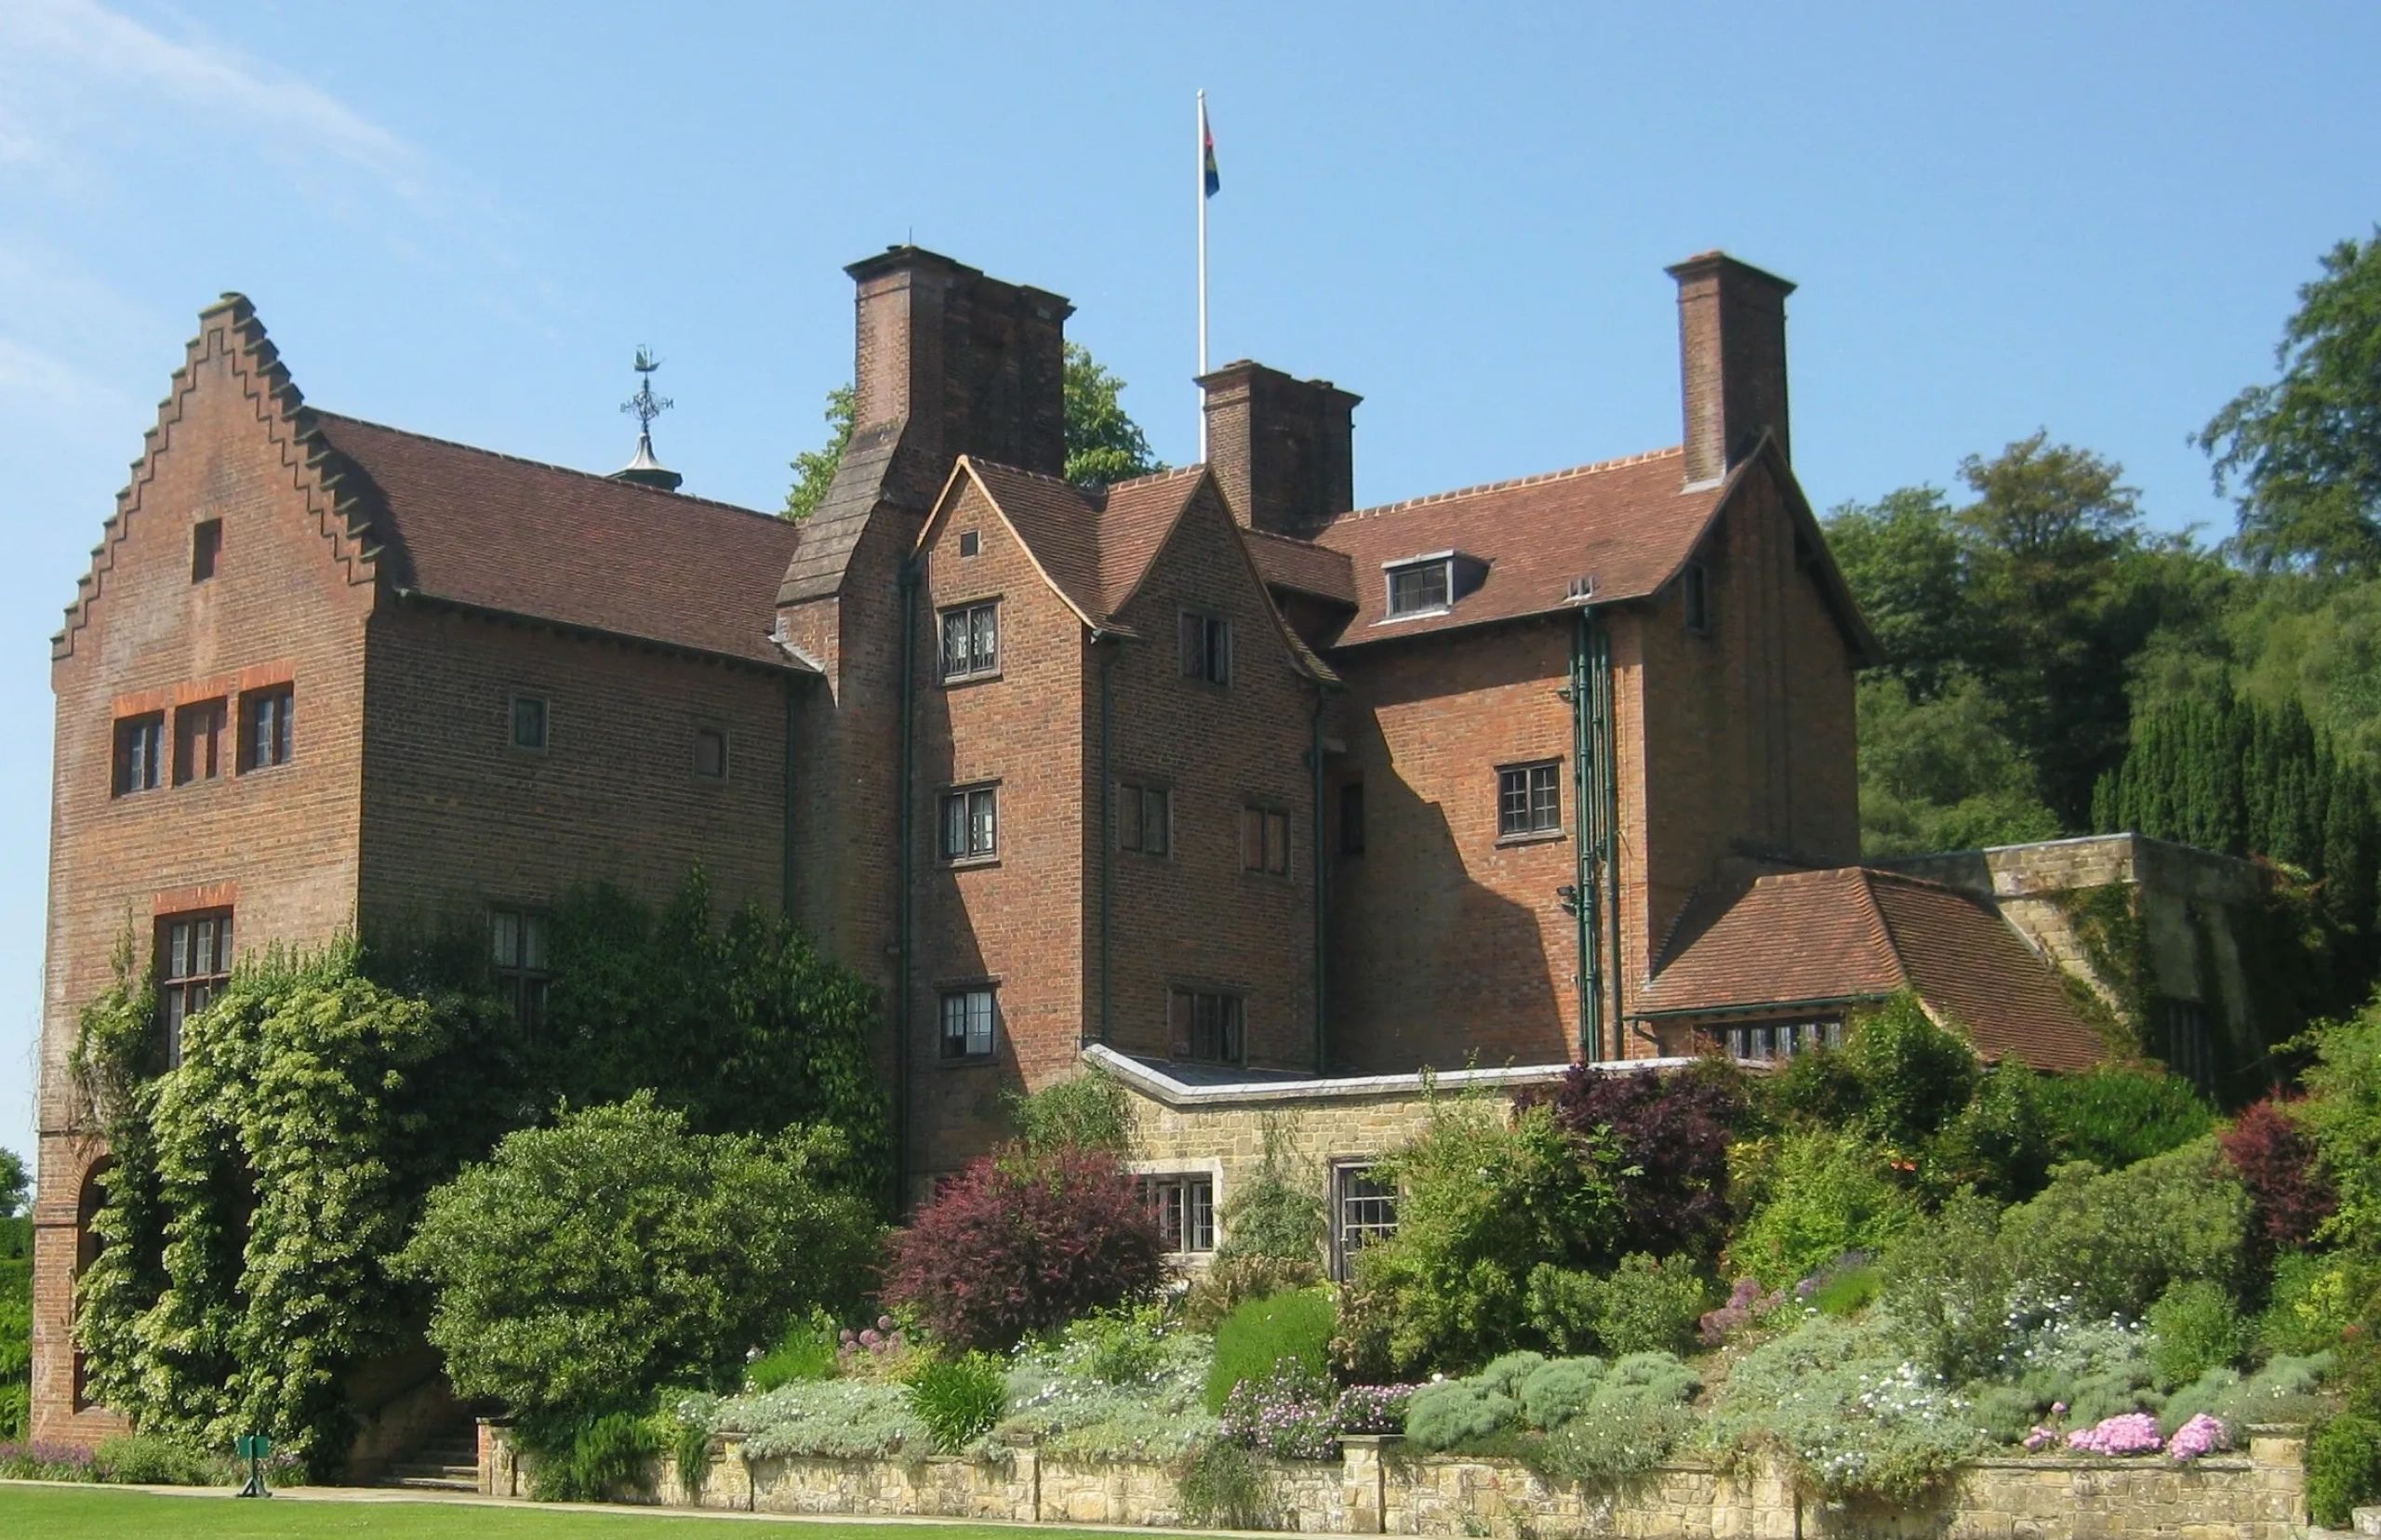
[3, 0, 2376, 1175]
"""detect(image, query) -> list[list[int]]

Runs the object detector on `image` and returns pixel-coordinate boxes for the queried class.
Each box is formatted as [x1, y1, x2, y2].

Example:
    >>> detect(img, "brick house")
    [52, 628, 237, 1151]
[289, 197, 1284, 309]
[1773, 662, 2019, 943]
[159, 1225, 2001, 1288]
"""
[35, 243, 2225, 1447]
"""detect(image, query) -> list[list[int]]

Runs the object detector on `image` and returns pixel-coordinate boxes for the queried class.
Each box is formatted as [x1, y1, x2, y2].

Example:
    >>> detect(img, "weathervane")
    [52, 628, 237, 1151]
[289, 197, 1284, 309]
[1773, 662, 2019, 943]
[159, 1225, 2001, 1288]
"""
[611, 345, 685, 492]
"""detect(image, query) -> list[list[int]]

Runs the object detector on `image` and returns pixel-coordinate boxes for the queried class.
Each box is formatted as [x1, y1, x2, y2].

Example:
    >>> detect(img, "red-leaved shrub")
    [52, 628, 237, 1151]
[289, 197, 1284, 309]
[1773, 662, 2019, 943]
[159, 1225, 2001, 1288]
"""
[2220, 1096, 2337, 1256]
[1544, 1059, 1749, 1263]
[882, 1148, 1165, 1349]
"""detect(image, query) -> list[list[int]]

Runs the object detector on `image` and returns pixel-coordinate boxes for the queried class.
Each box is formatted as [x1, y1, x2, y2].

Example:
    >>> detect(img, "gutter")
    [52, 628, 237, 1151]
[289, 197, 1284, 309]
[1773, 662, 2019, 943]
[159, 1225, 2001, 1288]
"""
[386, 586, 815, 676]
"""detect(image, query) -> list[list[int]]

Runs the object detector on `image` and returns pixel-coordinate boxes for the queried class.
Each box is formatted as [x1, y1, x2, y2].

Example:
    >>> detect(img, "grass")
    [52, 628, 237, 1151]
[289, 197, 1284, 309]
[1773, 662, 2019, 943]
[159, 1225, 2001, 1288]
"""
[0, 1484, 1133, 1539]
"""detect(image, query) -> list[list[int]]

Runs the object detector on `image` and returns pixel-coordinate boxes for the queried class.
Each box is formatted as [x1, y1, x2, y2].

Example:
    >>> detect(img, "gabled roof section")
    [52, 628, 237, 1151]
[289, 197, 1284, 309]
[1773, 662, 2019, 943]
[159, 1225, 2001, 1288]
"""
[921, 458, 1337, 684]
[1635, 866, 2106, 1071]
[57, 294, 379, 660]
[310, 414, 806, 670]
[1244, 525, 1357, 605]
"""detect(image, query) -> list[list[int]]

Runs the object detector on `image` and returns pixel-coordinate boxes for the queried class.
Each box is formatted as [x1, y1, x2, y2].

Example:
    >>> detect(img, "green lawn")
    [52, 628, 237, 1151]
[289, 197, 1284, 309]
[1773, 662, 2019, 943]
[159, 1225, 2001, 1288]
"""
[0, 1485, 1130, 1539]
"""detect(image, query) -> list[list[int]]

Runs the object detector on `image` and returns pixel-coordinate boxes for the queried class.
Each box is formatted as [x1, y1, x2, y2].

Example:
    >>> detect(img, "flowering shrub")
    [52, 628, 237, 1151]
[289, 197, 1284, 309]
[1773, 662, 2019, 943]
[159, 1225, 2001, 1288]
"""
[1997, 1137, 2250, 1319]
[2164, 1412, 2230, 1463]
[2218, 1097, 2337, 1259]
[722, 1379, 929, 1459]
[1333, 1384, 1417, 1435]
[836, 1316, 920, 1380]
[2066, 1411, 2162, 1455]
[0, 1440, 100, 1480]
[997, 1311, 1214, 1460]
[882, 1148, 1164, 1350]
[1697, 1275, 1789, 1346]
[1218, 1361, 1339, 1460]
[1206, 1289, 1335, 1413]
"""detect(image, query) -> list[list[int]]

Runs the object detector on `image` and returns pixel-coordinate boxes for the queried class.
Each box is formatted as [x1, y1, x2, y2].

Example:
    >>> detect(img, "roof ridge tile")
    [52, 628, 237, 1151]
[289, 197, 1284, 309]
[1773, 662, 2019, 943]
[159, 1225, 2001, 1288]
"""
[1318, 445, 1686, 527]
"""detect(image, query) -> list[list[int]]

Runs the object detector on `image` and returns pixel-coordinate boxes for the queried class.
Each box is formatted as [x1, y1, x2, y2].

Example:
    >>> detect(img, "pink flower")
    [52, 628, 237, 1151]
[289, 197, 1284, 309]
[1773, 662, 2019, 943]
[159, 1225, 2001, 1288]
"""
[2068, 1414, 2162, 1456]
[2167, 1414, 2230, 1464]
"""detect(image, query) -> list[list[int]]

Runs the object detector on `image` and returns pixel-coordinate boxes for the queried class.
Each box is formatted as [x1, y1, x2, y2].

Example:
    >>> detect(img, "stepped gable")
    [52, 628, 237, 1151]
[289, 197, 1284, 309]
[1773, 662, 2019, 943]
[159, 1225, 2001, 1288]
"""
[309, 414, 806, 670]
[1639, 866, 2107, 1070]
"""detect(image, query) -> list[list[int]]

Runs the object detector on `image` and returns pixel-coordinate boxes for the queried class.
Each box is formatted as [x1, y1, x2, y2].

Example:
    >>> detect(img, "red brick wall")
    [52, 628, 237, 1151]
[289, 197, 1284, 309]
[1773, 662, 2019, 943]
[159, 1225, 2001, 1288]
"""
[1098, 482, 1321, 1074]
[34, 319, 374, 1445]
[354, 604, 791, 936]
[1325, 618, 1578, 1071]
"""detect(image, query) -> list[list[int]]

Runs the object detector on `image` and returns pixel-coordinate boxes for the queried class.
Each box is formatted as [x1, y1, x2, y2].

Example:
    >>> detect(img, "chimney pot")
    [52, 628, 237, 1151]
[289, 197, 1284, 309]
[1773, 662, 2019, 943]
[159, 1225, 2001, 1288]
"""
[1198, 361, 1362, 535]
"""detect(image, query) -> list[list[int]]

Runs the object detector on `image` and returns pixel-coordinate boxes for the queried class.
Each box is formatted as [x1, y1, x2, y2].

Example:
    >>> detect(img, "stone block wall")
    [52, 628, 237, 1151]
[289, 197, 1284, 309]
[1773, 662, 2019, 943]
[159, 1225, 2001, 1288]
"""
[481, 1427, 2310, 1537]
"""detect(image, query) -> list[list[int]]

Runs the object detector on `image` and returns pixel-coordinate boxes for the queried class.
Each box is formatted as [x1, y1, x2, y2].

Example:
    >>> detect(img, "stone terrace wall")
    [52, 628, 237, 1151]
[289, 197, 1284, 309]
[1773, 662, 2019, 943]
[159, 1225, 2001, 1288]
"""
[481, 1425, 2309, 1537]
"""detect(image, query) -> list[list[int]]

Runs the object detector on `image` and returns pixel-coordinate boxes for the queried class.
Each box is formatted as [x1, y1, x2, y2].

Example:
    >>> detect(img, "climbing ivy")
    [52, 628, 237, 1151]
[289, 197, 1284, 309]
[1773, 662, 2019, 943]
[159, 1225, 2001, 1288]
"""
[2053, 883, 2154, 1058]
[69, 871, 889, 1476]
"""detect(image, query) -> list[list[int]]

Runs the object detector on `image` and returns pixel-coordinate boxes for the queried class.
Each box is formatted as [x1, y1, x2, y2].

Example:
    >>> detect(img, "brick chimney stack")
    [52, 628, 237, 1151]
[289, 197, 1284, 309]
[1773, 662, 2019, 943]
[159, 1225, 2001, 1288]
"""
[846, 246, 1072, 478]
[1197, 361, 1362, 536]
[1666, 252, 1795, 485]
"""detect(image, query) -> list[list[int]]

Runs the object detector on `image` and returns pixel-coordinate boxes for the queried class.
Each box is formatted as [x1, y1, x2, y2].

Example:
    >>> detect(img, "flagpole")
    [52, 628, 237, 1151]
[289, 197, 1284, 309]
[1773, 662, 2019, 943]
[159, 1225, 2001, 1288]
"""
[1197, 88, 1209, 459]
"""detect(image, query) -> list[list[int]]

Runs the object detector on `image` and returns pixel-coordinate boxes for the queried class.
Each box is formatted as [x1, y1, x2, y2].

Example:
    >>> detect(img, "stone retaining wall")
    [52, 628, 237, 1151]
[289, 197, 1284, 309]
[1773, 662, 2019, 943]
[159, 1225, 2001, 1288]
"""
[480, 1424, 2308, 1537]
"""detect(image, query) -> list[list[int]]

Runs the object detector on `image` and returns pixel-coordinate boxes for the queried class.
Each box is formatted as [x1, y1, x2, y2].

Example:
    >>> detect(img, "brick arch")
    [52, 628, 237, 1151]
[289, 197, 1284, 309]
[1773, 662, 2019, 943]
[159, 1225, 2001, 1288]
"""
[70, 1156, 112, 1410]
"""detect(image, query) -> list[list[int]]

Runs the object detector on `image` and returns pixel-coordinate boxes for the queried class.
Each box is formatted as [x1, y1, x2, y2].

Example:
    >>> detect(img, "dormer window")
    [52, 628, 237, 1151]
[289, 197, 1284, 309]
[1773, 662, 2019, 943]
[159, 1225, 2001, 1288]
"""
[1385, 554, 1454, 617]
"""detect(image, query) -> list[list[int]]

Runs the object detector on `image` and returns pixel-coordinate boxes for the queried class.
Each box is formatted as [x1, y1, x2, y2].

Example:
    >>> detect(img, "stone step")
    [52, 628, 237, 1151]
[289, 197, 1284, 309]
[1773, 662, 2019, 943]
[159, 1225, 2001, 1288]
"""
[2352, 1507, 2379, 1537]
[382, 1473, 477, 1492]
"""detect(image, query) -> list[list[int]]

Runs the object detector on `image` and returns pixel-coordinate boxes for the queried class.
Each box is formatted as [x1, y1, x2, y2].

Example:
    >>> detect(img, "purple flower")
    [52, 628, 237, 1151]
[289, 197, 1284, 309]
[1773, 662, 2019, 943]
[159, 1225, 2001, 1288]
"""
[877, 1315, 896, 1333]
[2068, 1413, 2162, 1456]
[2167, 1414, 2230, 1464]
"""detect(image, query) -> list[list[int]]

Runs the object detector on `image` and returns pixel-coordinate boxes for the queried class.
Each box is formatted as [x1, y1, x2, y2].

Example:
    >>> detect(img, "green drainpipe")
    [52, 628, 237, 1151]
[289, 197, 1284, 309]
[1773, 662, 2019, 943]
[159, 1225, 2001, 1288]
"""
[1568, 609, 1603, 1060]
[1096, 632, 1117, 1046]
[1598, 614, 1623, 1057]
[895, 558, 918, 1201]
[1310, 686, 1329, 1075]
[782, 673, 798, 917]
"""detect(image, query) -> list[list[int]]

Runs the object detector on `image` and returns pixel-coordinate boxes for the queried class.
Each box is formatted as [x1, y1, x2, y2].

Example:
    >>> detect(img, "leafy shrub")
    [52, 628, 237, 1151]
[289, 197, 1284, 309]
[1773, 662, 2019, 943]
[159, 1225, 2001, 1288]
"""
[2145, 1280, 2248, 1387]
[2307, 1414, 2381, 1529]
[1336, 1098, 1619, 1378]
[1176, 1440, 1276, 1529]
[1214, 1111, 1326, 1265]
[1529, 1358, 1698, 1486]
[747, 1314, 839, 1392]
[1475, 1350, 1548, 1398]
[1810, 1259, 1884, 1317]
[2258, 1251, 2378, 1355]
[2219, 1097, 2338, 1262]
[1997, 1137, 2250, 1318]
[1207, 1289, 1336, 1414]
[1544, 1060, 1749, 1262]
[1218, 1359, 1339, 1460]
[87, 1434, 225, 1486]
[995, 1311, 1215, 1461]
[2299, 1002, 2381, 1246]
[722, 1379, 928, 1459]
[1928, 1063, 2055, 1201]
[1844, 993, 1979, 1148]
[883, 1147, 1164, 1351]
[2161, 1351, 2332, 1434]
[1071, 1303, 1175, 1387]
[1526, 1254, 1705, 1357]
[520, 1410, 661, 1503]
[2032, 1066, 2215, 1172]
[0, 1214, 27, 1442]
[1403, 1378, 1520, 1450]
[904, 1351, 1007, 1454]
[0, 1441, 100, 1480]
[1730, 1130, 1917, 1288]
[1184, 1255, 1323, 1331]
[1004, 1070, 1132, 1156]
[1697, 1276, 1788, 1347]
[1996, 1298, 2161, 1427]
[661, 1393, 715, 1499]
[401, 1094, 878, 1422]
[1883, 1192, 2018, 1382]
[1761, 1045, 1869, 1130]
[1518, 1357, 1605, 1430]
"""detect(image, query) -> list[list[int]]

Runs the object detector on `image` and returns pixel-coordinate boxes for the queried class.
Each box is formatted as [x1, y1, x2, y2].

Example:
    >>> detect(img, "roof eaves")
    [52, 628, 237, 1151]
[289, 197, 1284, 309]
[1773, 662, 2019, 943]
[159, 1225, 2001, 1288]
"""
[940, 457, 1109, 632]
[390, 587, 805, 674]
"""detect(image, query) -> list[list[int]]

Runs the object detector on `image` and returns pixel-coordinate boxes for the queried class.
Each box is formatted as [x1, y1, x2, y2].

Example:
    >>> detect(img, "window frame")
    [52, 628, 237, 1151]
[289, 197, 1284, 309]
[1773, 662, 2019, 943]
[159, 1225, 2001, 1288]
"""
[1496, 759, 1563, 841]
[1240, 803, 1291, 876]
[938, 782, 1000, 864]
[238, 684, 294, 774]
[509, 693, 550, 754]
[1339, 779, 1366, 858]
[938, 985, 999, 1062]
[1177, 610, 1232, 687]
[1683, 560, 1712, 636]
[173, 697, 228, 786]
[489, 906, 552, 1034]
[1168, 985, 1246, 1067]
[1384, 555, 1455, 618]
[191, 518, 222, 582]
[938, 599, 1002, 684]
[1138, 1172, 1217, 1254]
[113, 712, 165, 798]
[958, 529, 982, 558]
[1330, 1162, 1399, 1281]
[1118, 779, 1172, 857]
[1718, 1016, 1843, 1062]
[692, 725, 729, 782]
[157, 908, 234, 1069]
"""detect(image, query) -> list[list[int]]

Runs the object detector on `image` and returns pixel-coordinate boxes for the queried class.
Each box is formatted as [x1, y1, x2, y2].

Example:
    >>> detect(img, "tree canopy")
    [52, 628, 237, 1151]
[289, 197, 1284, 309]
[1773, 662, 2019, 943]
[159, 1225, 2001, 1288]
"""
[782, 342, 1162, 519]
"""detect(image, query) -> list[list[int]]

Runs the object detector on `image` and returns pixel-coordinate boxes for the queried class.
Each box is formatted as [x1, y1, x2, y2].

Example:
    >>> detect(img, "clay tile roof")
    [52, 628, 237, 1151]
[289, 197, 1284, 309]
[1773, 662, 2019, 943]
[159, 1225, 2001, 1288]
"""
[1637, 867, 2107, 1072]
[963, 458, 1112, 625]
[1244, 525, 1356, 605]
[1094, 468, 1207, 617]
[1304, 445, 1724, 644]
[313, 414, 804, 669]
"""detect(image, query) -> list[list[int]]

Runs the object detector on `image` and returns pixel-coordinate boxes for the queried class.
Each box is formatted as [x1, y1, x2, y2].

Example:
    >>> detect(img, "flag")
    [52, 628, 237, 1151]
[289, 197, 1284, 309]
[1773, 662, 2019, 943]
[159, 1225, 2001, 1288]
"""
[1203, 103, 1220, 197]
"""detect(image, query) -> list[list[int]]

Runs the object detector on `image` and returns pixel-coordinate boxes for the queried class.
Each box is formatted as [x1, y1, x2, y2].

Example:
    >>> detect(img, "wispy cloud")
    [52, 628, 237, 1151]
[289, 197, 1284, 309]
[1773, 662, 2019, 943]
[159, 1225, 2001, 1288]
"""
[0, 0, 430, 203]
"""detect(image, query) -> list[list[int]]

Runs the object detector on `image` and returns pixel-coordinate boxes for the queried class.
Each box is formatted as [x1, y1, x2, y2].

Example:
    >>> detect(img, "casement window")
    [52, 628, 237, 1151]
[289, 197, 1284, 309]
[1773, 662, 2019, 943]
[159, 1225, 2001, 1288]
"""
[1139, 1174, 1217, 1254]
[1331, 1162, 1399, 1281]
[1683, 561, 1712, 635]
[940, 987, 997, 1061]
[240, 685, 294, 772]
[940, 601, 1000, 682]
[489, 908, 551, 1032]
[113, 713, 164, 797]
[1719, 1017, 1842, 1062]
[174, 698, 226, 785]
[1496, 761, 1562, 838]
[1339, 780, 1365, 858]
[1179, 611, 1232, 686]
[692, 726, 728, 781]
[1169, 986, 1245, 1066]
[158, 909, 233, 1069]
[511, 694, 549, 752]
[1386, 557, 1453, 617]
[1240, 804, 1291, 876]
[191, 518, 222, 582]
[939, 784, 999, 862]
[1119, 780, 1171, 856]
